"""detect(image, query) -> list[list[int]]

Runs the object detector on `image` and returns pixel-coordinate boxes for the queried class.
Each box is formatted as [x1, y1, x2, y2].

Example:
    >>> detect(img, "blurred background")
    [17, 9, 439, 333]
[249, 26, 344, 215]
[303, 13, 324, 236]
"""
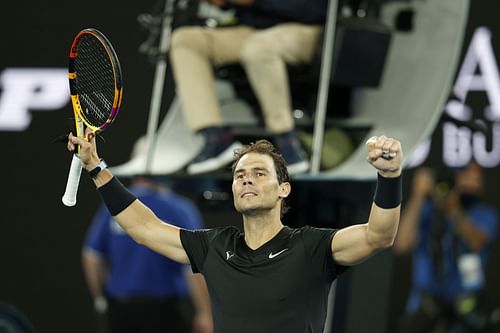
[1, 0, 500, 332]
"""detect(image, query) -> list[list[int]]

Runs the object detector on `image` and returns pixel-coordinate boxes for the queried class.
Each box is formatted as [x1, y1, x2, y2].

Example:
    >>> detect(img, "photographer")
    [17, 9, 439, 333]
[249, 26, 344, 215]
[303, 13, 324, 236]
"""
[394, 163, 498, 333]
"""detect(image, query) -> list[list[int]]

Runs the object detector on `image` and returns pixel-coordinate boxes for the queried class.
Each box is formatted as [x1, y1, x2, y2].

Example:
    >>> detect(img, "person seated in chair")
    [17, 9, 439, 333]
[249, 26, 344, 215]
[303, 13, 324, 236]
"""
[169, 0, 327, 175]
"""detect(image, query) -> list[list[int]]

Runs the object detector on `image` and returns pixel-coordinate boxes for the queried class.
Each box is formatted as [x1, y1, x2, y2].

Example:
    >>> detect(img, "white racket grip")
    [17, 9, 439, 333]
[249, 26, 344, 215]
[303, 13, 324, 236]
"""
[62, 154, 83, 206]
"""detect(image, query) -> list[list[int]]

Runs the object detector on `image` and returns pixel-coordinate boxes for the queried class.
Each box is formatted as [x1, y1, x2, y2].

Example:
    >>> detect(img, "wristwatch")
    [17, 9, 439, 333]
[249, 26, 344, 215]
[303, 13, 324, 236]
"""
[88, 159, 108, 179]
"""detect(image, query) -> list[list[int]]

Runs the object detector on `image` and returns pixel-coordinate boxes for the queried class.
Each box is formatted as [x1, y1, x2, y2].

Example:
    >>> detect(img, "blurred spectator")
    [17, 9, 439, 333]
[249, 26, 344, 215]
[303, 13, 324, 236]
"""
[82, 176, 213, 333]
[169, 0, 328, 175]
[394, 163, 498, 333]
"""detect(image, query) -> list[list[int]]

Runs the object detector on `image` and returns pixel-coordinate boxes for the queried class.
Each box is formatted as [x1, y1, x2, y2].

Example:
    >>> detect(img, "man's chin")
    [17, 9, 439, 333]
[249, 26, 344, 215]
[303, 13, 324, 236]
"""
[236, 205, 268, 216]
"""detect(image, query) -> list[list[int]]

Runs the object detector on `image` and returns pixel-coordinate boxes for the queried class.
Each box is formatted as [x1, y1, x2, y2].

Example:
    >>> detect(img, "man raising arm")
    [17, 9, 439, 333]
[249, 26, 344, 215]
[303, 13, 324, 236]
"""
[68, 130, 189, 264]
[332, 135, 403, 265]
[68, 131, 404, 333]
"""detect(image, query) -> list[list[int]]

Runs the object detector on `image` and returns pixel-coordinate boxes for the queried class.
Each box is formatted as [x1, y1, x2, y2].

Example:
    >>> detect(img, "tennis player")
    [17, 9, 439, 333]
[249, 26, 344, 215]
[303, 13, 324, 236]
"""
[67, 131, 403, 333]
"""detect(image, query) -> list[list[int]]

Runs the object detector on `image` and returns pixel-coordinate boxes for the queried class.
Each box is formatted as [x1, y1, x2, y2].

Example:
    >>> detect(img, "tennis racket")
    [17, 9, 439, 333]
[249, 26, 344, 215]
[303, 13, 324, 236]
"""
[62, 28, 123, 206]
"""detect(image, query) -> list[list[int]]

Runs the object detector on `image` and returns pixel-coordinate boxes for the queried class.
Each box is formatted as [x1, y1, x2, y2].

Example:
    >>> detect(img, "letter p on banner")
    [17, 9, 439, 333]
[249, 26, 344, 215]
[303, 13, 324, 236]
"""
[0, 68, 68, 131]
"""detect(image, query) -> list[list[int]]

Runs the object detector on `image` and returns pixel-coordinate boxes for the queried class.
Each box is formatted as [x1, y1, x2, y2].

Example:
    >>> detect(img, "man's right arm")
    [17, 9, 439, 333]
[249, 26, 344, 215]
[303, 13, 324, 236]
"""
[67, 130, 189, 264]
[93, 169, 190, 264]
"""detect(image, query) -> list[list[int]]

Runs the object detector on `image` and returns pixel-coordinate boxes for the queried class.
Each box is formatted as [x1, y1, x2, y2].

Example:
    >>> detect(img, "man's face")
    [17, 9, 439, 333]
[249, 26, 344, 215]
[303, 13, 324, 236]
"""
[455, 163, 483, 195]
[232, 152, 289, 216]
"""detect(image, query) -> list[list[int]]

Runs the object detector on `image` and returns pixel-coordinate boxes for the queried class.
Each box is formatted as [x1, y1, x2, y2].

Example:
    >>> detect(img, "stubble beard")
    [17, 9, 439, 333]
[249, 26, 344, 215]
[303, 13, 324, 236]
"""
[236, 205, 272, 217]
[234, 198, 279, 217]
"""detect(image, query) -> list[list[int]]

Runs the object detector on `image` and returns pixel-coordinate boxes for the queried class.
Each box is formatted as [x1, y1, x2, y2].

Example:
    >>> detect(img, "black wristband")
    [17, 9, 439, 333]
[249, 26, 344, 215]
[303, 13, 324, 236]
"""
[97, 177, 137, 216]
[374, 173, 402, 209]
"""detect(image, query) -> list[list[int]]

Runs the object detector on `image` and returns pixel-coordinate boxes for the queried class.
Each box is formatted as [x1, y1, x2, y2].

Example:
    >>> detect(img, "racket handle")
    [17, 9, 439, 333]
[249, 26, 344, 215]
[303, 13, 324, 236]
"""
[62, 154, 83, 207]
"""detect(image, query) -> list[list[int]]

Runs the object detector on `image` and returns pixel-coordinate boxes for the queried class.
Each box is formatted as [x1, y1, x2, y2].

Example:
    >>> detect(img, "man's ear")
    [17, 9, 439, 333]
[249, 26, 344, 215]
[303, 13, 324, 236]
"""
[279, 182, 291, 198]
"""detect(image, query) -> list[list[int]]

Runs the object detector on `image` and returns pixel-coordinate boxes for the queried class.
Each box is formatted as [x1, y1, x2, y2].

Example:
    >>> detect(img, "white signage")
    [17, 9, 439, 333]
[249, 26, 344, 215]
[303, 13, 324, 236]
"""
[409, 27, 500, 168]
[0, 68, 68, 131]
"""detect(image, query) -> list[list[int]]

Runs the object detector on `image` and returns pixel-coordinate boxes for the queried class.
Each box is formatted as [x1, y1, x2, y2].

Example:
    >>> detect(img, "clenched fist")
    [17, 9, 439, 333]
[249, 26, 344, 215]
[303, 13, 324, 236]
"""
[366, 135, 403, 178]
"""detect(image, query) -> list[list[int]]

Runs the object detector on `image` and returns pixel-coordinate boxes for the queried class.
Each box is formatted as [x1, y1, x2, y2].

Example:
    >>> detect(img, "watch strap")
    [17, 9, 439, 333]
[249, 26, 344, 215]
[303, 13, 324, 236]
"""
[88, 159, 108, 179]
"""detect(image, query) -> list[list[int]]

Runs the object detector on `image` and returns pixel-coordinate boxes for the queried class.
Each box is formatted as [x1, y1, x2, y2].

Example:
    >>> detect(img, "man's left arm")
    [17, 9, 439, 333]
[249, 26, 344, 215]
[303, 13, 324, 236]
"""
[331, 136, 403, 266]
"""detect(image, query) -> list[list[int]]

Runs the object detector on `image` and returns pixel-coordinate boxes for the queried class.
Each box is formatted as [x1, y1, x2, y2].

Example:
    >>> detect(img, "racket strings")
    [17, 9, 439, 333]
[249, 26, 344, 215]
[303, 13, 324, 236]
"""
[74, 35, 116, 127]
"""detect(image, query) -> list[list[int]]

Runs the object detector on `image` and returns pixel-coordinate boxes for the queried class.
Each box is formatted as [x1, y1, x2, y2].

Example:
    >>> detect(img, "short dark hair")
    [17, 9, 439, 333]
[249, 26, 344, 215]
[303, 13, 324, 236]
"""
[231, 139, 290, 215]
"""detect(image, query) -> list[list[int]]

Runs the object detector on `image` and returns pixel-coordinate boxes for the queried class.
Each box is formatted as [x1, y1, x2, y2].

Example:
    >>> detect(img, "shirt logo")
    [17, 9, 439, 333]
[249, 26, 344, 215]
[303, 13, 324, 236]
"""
[226, 251, 235, 260]
[268, 248, 288, 259]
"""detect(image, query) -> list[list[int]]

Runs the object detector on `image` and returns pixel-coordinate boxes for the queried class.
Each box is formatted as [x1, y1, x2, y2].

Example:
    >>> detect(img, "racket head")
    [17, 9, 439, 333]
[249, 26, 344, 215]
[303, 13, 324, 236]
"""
[69, 28, 123, 133]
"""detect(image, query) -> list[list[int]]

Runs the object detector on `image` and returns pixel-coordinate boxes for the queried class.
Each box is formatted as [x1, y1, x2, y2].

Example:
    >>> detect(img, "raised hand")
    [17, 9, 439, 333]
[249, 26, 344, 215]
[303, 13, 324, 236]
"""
[366, 135, 403, 178]
[67, 128, 100, 170]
